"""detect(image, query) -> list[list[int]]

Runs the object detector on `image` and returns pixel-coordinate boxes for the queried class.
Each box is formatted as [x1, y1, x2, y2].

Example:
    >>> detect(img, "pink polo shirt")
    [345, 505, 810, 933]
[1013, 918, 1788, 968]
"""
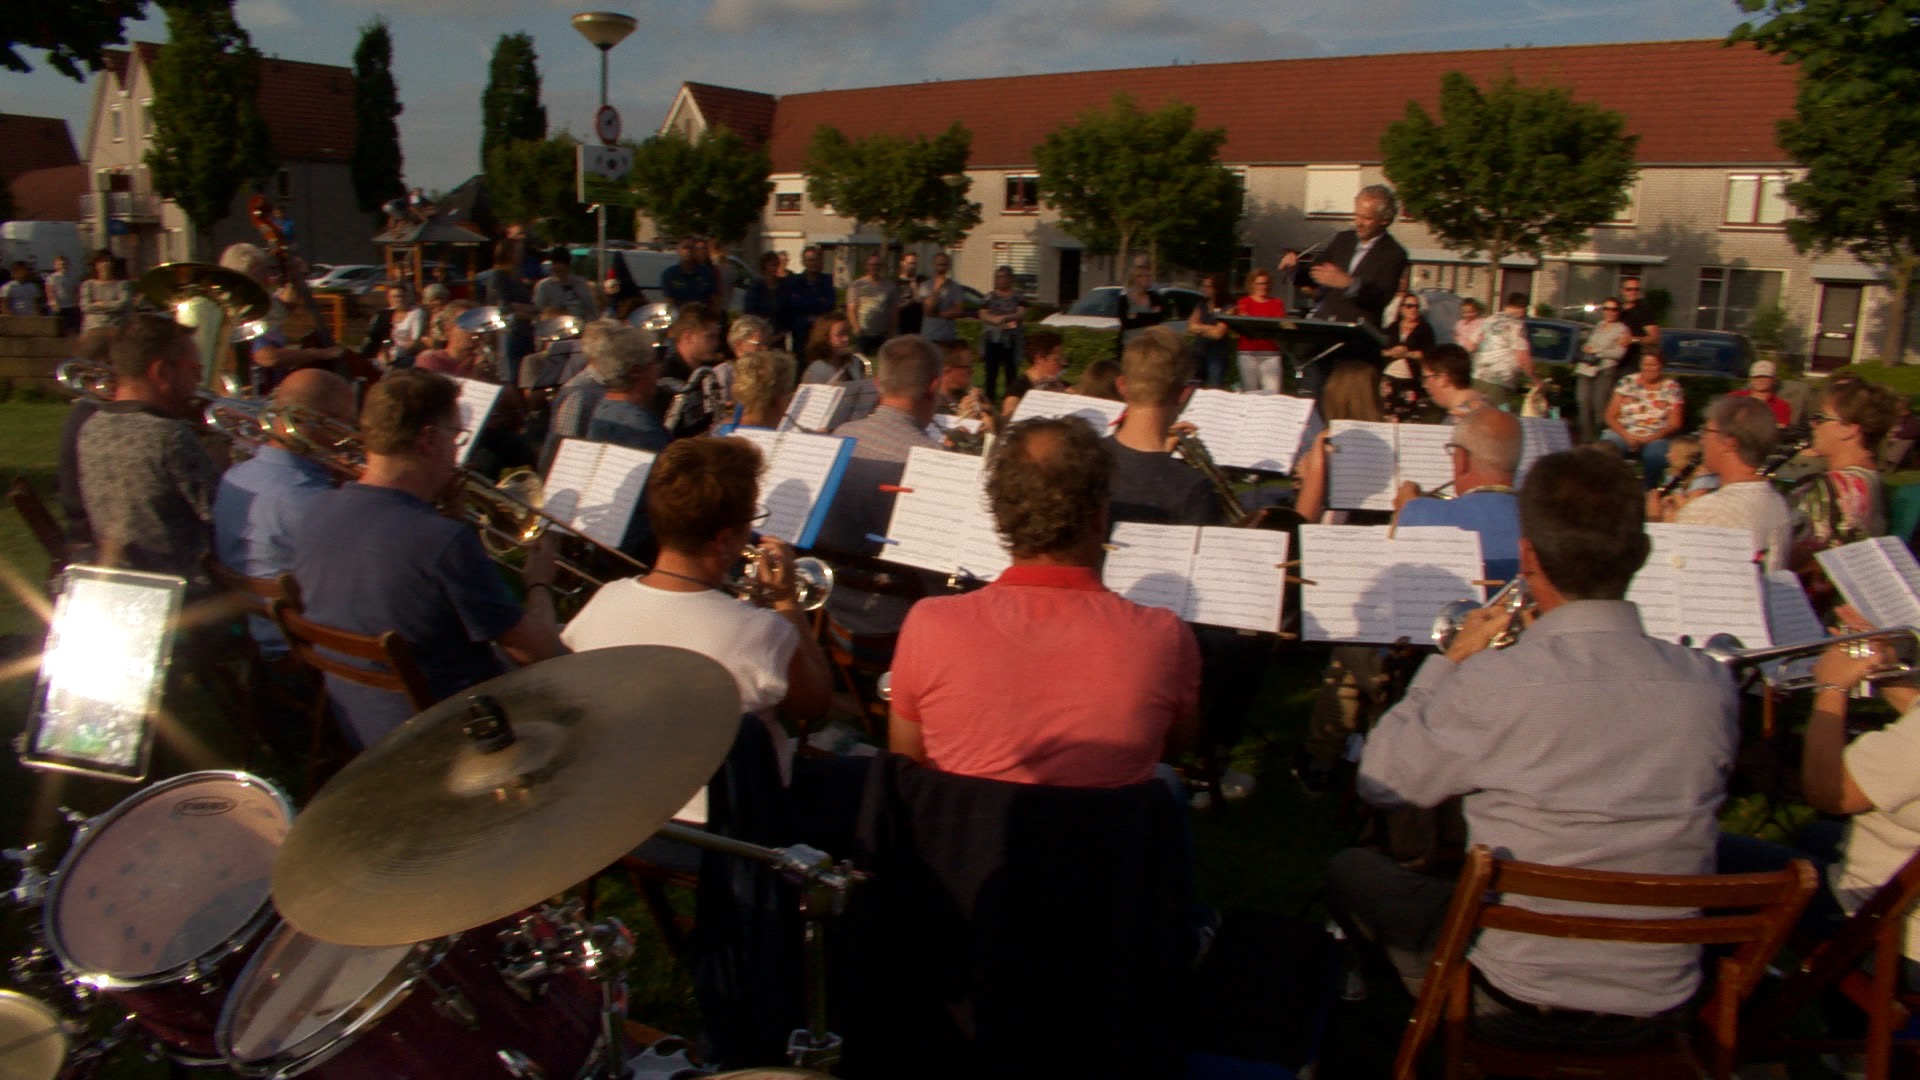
[889, 564, 1200, 788]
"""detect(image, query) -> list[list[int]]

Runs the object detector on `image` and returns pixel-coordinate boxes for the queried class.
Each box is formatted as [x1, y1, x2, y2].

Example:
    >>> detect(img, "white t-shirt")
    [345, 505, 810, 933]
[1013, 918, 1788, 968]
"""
[1840, 702, 1920, 959]
[1674, 480, 1793, 573]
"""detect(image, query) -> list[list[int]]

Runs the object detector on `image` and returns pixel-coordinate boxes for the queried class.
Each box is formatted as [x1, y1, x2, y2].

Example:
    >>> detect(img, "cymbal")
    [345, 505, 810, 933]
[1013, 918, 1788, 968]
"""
[272, 645, 741, 947]
[136, 262, 272, 322]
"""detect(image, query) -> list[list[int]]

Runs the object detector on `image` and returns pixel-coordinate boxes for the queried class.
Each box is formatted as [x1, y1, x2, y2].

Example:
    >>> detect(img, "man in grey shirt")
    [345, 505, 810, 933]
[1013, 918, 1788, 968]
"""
[1328, 449, 1738, 1051]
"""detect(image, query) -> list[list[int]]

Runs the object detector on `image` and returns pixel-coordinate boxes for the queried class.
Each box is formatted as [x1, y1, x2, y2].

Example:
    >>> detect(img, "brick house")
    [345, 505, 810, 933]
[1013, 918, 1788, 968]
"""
[661, 39, 1908, 366]
[79, 44, 376, 274]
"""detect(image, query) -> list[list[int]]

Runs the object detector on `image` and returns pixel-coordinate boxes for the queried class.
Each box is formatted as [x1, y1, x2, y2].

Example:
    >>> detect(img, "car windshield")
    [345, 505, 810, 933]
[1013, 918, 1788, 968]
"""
[1526, 323, 1576, 363]
[1064, 290, 1122, 318]
[1666, 334, 1748, 375]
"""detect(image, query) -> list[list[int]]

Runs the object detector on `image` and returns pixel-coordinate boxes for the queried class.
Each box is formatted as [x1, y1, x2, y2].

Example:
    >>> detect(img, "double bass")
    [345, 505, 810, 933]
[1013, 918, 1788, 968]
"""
[247, 195, 382, 387]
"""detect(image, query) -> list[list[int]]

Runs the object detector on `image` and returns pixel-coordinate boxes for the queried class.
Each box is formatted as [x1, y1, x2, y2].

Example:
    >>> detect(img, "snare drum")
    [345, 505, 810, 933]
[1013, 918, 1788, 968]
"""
[43, 771, 290, 1062]
[219, 915, 605, 1078]
[0, 990, 69, 1080]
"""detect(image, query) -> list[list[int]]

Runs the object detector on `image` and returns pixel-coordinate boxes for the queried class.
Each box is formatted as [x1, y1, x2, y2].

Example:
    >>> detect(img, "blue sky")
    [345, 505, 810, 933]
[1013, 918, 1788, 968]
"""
[4, 0, 1755, 193]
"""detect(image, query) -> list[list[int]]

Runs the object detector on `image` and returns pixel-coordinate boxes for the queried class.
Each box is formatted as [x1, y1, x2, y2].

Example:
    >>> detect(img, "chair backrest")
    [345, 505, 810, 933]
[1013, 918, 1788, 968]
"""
[268, 596, 435, 714]
[10, 477, 67, 572]
[203, 556, 297, 628]
[1752, 843, 1920, 1036]
[1394, 844, 1817, 1080]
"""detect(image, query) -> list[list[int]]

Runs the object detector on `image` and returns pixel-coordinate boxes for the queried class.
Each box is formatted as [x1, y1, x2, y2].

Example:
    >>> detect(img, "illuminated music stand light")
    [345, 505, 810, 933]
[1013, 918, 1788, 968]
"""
[22, 566, 186, 783]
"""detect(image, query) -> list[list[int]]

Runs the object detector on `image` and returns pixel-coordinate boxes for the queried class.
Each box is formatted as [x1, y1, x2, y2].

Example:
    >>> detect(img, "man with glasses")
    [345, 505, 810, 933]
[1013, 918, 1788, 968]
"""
[562, 436, 832, 751]
[291, 369, 566, 749]
[1646, 396, 1791, 571]
[1419, 344, 1488, 422]
[1392, 406, 1523, 585]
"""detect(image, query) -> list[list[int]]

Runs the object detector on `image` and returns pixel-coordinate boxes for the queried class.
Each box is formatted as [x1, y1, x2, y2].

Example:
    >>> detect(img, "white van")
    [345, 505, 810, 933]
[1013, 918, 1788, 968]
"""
[0, 222, 86, 275]
[576, 247, 750, 312]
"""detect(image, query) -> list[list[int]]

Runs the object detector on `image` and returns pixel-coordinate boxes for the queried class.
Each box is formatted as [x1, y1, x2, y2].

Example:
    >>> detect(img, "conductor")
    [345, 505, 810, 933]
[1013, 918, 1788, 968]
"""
[1281, 184, 1408, 331]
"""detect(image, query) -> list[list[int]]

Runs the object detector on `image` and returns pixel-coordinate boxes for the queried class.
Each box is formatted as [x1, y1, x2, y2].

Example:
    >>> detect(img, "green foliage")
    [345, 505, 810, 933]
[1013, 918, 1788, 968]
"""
[481, 33, 546, 176]
[487, 134, 592, 241]
[1746, 300, 1794, 353]
[144, 1, 276, 244]
[1381, 71, 1637, 305]
[1732, 0, 1920, 361]
[350, 19, 404, 219]
[1032, 94, 1241, 273]
[1, 0, 148, 80]
[1644, 286, 1675, 325]
[803, 122, 982, 252]
[628, 127, 773, 246]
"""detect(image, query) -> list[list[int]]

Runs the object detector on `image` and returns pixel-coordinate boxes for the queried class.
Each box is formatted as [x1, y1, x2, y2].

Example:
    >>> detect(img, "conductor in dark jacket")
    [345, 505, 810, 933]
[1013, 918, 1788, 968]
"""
[1282, 183, 1408, 332]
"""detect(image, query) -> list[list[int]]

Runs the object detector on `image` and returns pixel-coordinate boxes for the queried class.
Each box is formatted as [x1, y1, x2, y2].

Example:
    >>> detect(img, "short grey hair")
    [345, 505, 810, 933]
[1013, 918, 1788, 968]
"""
[875, 334, 940, 397]
[582, 320, 649, 389]
[727, 314, 773, 349]
[1358, 183, 1398, 225]
[1455, 406, 1522, 477]
[1706, 395, 1780, 469]
[421, 283, 451, 305]
[734, 350, 797, 414]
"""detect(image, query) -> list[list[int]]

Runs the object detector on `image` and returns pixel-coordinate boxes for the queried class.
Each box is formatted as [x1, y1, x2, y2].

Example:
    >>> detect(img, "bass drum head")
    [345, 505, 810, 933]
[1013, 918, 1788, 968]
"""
[47, 772, 289, 984]
[0, 990, 68, 1080]
[220, 922, 417, 1071]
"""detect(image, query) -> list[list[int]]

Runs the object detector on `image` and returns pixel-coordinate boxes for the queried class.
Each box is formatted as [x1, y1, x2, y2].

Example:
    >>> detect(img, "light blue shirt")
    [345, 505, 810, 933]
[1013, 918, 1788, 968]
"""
[212, 446, 333, 655]
[1358, 600, 1738, 1016]
[1396, 489, 1521, 586]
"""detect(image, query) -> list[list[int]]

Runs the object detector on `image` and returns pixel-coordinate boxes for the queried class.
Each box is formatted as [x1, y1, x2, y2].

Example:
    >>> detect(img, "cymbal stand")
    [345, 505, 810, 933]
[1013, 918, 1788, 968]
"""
[653, 822, 868, 1072]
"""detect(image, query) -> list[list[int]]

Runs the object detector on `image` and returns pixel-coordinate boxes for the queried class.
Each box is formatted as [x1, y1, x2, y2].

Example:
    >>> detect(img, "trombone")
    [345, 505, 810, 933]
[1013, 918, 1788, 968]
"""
[1699, 627, 1920, 693]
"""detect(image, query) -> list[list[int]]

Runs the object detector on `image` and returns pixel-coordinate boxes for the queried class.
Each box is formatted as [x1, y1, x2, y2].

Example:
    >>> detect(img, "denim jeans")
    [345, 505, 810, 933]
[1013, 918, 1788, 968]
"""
[1598, 431, 1672, 490]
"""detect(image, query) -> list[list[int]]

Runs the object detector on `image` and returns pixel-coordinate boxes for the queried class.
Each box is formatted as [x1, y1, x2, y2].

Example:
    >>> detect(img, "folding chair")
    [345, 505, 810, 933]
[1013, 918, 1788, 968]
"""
[1394, 844, 1817, 1080]
[268, 595, 434, 790]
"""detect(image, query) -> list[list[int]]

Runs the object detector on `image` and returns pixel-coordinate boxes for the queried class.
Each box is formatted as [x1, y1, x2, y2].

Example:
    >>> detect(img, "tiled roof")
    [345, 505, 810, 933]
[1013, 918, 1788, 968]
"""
[0, 115, 80, 183]
[758, 39, 1796, 172]
[373, 217, 491, 245]
[102, 45, 356, 164]
[9, 165, 86, 221]
[684, 83, 777, 149]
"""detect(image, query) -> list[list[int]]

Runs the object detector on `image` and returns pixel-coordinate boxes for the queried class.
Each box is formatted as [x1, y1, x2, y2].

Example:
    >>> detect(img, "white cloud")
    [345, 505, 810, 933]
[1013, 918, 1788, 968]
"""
[236, 0, 302, 29]
[703, 0, 904, 34]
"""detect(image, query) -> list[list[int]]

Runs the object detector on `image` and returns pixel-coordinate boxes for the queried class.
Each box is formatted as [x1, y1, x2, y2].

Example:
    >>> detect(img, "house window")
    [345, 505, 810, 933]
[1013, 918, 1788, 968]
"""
[110, 104, 124, 142]
[1695, 266, 1784, 331]
[1004, 174, 1038, 214]
[1724, 173, 1790, 227]
[1559, 264, 1644, 316]
[774, 193, 802, 214]
[991, 239, 1041, 292]
[1606, 180, 1638, 226]
[139, 99, 154, 138]
[1304, 166, 1360, 217]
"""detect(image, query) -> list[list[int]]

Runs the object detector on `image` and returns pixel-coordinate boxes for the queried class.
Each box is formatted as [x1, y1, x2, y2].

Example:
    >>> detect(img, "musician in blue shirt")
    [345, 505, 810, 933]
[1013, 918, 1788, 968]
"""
[1392, 407, 1523, 586]
[779, 246, 838, 355]
[660, 237, 718, 308]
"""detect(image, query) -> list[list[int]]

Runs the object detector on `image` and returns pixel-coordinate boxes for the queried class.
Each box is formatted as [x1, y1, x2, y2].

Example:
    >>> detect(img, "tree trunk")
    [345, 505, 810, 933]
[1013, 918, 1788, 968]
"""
[1882, 255, 1916, 365]
[1116, 225, 1134, 287]
[1485, 240, 1507, 309]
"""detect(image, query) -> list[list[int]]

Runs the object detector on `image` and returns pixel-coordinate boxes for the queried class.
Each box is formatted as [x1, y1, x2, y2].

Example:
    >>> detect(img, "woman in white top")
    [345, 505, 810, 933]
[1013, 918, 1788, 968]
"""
[381, 284, 426, 367]
[1576, 296, 1631, 443]
[78, 250, 132, 333]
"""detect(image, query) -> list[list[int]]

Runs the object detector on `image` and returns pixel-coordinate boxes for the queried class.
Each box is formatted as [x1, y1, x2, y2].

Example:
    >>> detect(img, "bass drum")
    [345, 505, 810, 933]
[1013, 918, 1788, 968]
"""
[0, 990, 68, 1080]
[43, 771, 290, 1063]
[219, 916, 605, 1079]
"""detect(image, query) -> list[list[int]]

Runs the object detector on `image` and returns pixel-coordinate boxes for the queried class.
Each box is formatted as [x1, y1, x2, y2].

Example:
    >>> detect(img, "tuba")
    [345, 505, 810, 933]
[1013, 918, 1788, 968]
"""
[135, 263, 273, 397]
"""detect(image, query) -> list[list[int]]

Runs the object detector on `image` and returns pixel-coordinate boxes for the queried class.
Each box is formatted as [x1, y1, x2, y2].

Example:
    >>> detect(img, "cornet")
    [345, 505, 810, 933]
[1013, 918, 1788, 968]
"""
[731, 546, 835, 612]
[1431, 577, 1531, 652]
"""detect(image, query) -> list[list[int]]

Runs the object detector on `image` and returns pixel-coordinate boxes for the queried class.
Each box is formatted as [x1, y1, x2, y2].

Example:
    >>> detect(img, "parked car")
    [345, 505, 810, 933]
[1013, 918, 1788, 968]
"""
[1525, 318, 1588, 366]
[1659, 328, 1756, 378]
[1039, 286, 1207, 331]
[306, 264, 386, 296]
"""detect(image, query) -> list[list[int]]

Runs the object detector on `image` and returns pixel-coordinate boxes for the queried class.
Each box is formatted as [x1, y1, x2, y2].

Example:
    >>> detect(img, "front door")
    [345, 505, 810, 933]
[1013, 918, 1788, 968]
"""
[1057, 248, 1080, 307]
[1812, 284, 1863, 371]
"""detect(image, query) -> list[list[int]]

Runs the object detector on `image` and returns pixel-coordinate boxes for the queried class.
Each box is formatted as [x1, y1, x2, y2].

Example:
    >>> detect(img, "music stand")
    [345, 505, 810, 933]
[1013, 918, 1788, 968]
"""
[1219, 315, 1385, 397]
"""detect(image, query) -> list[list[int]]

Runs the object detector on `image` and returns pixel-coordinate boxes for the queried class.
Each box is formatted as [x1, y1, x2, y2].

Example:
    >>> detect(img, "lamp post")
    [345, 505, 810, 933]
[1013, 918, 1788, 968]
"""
[571, 11, 636, 302]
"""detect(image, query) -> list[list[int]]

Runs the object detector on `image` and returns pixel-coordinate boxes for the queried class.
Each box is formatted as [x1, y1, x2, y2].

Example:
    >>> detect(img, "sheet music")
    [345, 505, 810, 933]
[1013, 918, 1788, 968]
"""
[1177, 390, 1316, 473]
[1100, 523, 1289, 632]
[1008, 389, 1125, 432]
[882, 447, 1009, 581]
[1386, 526, 1487, 642]
[540, 439, 655, 548]
[452, 378, 503, 467]
[1299, 526, 1400, 642]
[1762, 569, 1826, 686]
[1627, 524, 1770, 646]
[732, 428, 851, 547]
[1817, 537, 1920, 630]
[1102, 523, 1198, 620]
[1327, 421, 1453, 510]
[780, 384, 845, 432]
[1516, 417, 1573, 485]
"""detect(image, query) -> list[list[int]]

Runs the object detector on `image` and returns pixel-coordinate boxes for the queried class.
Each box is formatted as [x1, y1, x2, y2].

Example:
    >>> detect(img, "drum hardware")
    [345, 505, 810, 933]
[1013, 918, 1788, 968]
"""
[654, 822, 868, 1071]
[1431, 576, 1532, 652]
[1699, 626, 1920, 693]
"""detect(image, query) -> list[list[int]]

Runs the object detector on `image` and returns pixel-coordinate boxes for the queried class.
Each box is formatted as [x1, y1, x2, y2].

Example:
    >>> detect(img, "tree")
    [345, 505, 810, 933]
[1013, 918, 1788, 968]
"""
[628, 127, 773, 246]
[1380, 71, 1637, 306]
[144, 1, 276, 254]
[481, 33, 545, 176]
[3, 1, 149, 80]
[1032, 95, 1242, 278]
[1732, 0, 1920, 361]
[350, 18, 404, 222]
[803, 122, 981, 253]
[487, 134, 593, 241]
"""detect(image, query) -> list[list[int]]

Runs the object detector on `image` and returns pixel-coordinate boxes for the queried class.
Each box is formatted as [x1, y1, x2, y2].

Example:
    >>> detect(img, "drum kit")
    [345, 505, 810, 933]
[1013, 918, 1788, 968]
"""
[1, 645, 859, 1079]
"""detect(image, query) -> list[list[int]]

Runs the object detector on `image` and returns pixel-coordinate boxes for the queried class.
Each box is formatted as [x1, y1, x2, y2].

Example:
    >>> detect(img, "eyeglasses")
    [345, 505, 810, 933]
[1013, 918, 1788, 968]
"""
[1811, 411, 1841, 426]
[1401, 302, 1421, 310]
[1442, 441, 1464, 454]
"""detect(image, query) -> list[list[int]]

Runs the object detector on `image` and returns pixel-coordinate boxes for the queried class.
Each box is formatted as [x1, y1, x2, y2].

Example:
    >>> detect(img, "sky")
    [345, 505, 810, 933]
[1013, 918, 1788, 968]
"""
[3, 0, 1756, 193]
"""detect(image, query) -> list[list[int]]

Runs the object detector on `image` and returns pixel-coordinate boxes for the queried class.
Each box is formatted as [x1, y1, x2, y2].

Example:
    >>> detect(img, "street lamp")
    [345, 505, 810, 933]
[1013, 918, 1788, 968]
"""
[572, 11, 636, 297]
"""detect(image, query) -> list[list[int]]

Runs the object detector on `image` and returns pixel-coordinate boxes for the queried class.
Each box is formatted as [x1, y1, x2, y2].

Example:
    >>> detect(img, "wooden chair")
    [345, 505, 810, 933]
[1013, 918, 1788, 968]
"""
[268, 595, 434, 789]
[1394, 844, 1818, 1080]
[1746, 847, 1920, 1080]
[10, 477, 68, 576]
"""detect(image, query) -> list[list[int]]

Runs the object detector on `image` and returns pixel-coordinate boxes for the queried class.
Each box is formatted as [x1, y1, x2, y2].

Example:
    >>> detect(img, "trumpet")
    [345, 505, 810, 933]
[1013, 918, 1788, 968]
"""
[1699, 627, 1920, 692]
[731, 546, 835, 612]
[1431, 577, 1532, 652]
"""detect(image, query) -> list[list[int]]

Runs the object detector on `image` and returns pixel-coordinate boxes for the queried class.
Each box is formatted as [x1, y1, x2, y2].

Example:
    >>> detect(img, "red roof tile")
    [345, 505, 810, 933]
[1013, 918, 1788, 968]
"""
[104, 45, 356, 164]
[759, 39, 1796, 172]
[9, 165, 87, 221]
[0, 115, 80, 183]
[684, 83, 777, 149]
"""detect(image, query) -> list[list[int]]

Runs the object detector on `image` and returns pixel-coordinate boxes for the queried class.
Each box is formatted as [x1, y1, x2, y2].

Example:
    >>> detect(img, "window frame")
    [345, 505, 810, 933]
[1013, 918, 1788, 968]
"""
[773, 192, 803, 215]
[1304, 165, 1361, 219]
[1003, 173, 1039, 215]
[1693, 265, 1787, 332]
[1722, 172, 1790, 229]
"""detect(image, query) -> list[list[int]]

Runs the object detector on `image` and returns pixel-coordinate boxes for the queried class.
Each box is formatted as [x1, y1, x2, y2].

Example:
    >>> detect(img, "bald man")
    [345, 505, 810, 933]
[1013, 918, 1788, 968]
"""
[213, 368, 357, 657]
[1392, 407, 1524, 585]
